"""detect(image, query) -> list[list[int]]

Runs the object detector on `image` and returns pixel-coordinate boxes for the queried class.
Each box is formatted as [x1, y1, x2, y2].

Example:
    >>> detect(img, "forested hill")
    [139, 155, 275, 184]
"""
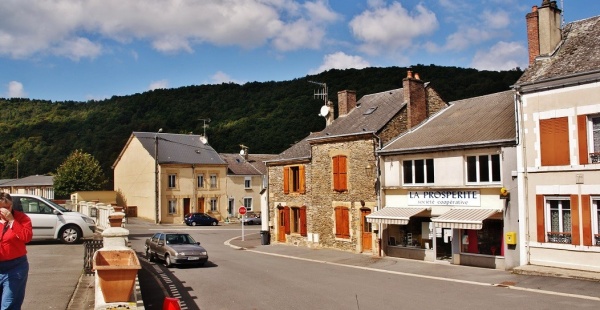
[0, 64, 522, 186]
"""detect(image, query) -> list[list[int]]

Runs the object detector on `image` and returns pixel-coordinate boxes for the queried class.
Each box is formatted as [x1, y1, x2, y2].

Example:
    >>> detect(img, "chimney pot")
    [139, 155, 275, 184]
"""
[414, 73, 420, 80]
[406, 70, 413, 79]
[532, 5, 537, 12]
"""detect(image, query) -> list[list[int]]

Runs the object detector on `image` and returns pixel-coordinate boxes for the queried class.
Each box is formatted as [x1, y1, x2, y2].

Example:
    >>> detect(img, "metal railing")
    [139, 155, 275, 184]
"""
[547, 231, 572, 244]
[83, 239, 103, 275]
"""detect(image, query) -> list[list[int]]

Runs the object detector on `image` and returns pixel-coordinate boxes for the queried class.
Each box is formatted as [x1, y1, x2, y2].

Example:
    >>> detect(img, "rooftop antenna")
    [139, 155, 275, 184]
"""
[308, 81, 333, 125]
[308, 80, 328, 104]
[560, 0, 565, 27]
[198, 118, 210, 136]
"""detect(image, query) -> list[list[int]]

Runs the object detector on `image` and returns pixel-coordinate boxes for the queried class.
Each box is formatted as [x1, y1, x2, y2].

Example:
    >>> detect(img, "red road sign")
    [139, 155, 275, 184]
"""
[239, 206, 247, 215]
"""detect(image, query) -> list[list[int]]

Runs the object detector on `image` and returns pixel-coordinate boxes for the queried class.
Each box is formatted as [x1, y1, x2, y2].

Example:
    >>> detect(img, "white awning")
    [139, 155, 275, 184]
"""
[366, 207, 428, 225]
[432, 208, 501, 230]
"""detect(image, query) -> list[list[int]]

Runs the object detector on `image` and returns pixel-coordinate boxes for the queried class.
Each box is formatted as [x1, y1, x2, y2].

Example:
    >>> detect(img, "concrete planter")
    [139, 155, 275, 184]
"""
[93, 249, 141, 303]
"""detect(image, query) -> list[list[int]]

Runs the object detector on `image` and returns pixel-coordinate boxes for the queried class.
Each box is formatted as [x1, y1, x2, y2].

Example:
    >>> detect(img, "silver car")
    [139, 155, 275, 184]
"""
[145, 232, 208, 267]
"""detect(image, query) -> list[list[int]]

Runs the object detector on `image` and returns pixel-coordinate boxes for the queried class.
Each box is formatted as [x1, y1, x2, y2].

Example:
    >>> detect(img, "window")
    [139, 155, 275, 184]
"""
[244, 177, 251, 189]
[593, 199, 600, 246]
[582, 115, 600, 163]
[210, 174, 218, 189]
[210, 198, 218, 211]
[168, 199, 177, 214]
[466, 154, 501, 183]
[403, 159, 434, 184]
[283, 165, 305, 194]
[291, 207, 301, 233]
[197, 174, 204, 188]
[243, 197, 252, 211]
[332, 155, 347, 192]
[168, 174, 177, 188]
[546, 198, 571, 243]
[334, 206, 350, 239]
[287, 206, 307, 236]
[540, 117, 570, 166]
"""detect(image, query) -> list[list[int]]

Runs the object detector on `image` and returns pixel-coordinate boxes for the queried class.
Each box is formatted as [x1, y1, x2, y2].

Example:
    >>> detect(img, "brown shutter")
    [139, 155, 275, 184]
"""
[299, 165, 306, 194]
[284, 206, 291, 234]
[578, 115, 589, 164]
[283, 167, 290, 194]
[335, 206, 343, 237]
[571, 195, 580, 245]
[540, 117, 570, 166]
[339, 156, 347, 191]
[333, 156, 340, 190]
[300, 206, 307, 236]
[536, 195, 546, 242]
[342, 207, 350, 238]
[581, 195, 592, 246]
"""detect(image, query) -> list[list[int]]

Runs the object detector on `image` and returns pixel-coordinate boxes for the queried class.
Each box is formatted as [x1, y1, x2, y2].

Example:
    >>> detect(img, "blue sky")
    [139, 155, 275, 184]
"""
[1, 0, 599, 102]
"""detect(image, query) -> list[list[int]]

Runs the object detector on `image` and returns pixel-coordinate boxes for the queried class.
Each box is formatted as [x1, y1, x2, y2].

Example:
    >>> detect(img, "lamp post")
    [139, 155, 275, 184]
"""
[155, 128, 162, 224]
[16, 159, 19, 179]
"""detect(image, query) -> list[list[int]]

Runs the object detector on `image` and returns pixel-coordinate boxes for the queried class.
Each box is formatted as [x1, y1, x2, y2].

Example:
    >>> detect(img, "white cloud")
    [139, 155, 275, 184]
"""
[349, 3, 438, 55]
[471, 41, 527, 70]
[7, 81, 26, 98]
[309, 52, 371, 74]
[481, 10, 510, 29]
[149, 80, 169, 90]
[210, 71, 241, 84]
[444, 27, 493, 52]
[0, 0, 340, 60]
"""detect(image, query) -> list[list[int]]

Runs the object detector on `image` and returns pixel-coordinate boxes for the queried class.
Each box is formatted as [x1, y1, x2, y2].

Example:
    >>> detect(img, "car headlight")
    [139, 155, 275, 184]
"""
[200, 251, 207, 256]
[82, 216, 95, 225]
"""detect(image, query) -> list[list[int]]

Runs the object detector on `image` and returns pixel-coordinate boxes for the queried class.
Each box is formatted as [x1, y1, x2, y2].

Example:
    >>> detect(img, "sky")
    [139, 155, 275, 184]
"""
[1, 0, 599, 102]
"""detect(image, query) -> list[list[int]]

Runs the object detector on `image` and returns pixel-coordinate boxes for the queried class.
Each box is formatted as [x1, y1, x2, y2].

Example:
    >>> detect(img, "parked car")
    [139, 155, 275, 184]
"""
[241, 212, 261, 225]
[145, 232, 208, 267]
[184, 213, 218, 226]
[11, 194, 96, 244]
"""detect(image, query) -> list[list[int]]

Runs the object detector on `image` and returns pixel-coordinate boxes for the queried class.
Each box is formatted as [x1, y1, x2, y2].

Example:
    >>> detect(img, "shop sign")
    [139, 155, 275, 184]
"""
[408, 190, 480, 207]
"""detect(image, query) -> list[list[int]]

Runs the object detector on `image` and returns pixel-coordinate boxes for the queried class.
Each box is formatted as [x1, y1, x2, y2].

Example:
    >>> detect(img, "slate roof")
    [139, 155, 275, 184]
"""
[132, 132, 226, 165]
[220, 153, 277, 175]
[380, 90, 516, 154]
[516, 15, 600, 86]
[0, 175, 53, 186]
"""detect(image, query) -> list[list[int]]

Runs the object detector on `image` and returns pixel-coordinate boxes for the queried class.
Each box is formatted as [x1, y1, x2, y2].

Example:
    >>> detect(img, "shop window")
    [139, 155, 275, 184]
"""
[243, 197, 252, 211]
[387, 217, 430, 248]
[168, 174, 177, 188]
[461, 220, 503, 255]
[332, 155, 348, 192]
[210, 198, 218, 211]
[466, 154, 501, 184]
[540, 117, 570, 166]
[168, 199, 177, 214]
[197, 174, 204, 188]
[334, 206, 350, 239]
[403, 159, 434, 185]
[283, 165, 306, 194]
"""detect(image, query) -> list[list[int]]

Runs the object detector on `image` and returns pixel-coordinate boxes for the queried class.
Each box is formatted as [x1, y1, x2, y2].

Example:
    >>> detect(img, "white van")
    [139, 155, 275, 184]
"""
[11, 194, 96, 244]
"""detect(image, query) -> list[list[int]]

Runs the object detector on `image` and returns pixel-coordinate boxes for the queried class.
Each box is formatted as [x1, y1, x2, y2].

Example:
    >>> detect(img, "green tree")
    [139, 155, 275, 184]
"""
[53, 150, 107, 198]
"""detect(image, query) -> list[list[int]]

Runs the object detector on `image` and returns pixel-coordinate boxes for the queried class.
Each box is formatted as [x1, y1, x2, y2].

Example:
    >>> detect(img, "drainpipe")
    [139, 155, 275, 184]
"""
[514, 90, 530, 266]
[372, 133, 383, 257]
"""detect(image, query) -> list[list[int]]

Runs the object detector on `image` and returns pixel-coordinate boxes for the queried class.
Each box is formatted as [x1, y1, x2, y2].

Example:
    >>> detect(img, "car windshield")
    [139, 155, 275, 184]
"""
[37, 196, 70, 212]
[166, 234, 196, 245]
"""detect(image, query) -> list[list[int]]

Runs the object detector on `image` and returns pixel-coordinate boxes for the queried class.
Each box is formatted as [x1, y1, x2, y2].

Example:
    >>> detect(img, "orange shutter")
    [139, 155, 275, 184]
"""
[333, 156, 340, 190]
[339, 156, 347, 191]
[335, 207, 350, 238]
[581, 195, 592, 246]
[577, 115, 589, 164]
[300, 206, 307, 236]
[571, 195, 580, 245]
[335, 207, 343, 237]
[299, 165, 306, 194]
[342, 208, 350, 238]
[284, 206, 291, 234]
[283, 167, 290, 194]
[540, 117, 570, 166]
[536, 195, 546, 242]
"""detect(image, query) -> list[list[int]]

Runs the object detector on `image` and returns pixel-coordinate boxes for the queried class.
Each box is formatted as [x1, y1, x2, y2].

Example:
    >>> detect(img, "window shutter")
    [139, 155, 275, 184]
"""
[339, 156, 347, 191]
[333, 156, 340, 190]
[581, 195, 592, 246]
[341, 208, 350, 238]
[577, 115, 589, 164]
[570, 195, 580, 245]
[536, 195, 546, 242]
[299, 165, 306, 194]
[300, 206, 307, 236]
[283, 167, 290, 194]
[540, 117, 570, 166]
[284, 206, 291, 235]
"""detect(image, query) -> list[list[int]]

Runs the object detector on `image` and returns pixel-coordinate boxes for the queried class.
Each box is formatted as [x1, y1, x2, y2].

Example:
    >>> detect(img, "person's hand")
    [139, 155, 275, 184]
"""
[0, 208, 14, 222]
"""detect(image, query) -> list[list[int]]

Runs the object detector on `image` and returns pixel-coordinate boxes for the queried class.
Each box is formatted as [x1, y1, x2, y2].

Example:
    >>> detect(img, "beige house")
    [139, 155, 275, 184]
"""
[220, 151, 277, 218]
[513, 2, 600, 271]
[0, 175, 55, 199]
[266, 72, 447, 254]
[113, 132, 228, 224]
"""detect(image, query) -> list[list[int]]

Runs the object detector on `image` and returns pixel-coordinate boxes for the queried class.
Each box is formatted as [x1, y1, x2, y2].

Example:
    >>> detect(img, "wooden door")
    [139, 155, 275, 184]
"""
[183, 198, 190, 216]
[197, 198, 205, 212]
[361, 209, 372, 252]
[278, 208, 286, 242]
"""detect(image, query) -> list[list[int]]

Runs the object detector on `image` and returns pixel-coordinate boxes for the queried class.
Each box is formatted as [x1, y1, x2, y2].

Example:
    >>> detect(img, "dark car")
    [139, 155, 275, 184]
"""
[145, 232, 208, 267]
[184, 212, 219, 226]
[241, 212, 261, 225]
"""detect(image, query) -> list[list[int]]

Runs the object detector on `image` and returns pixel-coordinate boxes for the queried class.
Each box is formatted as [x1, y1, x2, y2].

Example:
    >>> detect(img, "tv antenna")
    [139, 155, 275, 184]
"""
[308, 80, 333, 125]
[308, 80, 328, 104]
[198, 118, 210, 141]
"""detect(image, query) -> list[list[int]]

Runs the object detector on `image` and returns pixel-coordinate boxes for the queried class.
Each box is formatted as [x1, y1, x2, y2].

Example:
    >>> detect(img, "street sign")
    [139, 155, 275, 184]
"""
[239, 206, 247, 215]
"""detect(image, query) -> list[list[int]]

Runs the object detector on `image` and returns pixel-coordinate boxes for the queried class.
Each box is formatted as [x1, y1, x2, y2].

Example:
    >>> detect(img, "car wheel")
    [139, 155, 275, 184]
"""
[59, 225, 82, 244]
[191, 221, 198, 226]
[164, 254, 173, 268]
[211, 221, 217, 226]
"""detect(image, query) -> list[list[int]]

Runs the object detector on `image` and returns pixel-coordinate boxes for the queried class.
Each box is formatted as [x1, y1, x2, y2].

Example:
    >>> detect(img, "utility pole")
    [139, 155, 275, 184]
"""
[155, 128, 162, 224]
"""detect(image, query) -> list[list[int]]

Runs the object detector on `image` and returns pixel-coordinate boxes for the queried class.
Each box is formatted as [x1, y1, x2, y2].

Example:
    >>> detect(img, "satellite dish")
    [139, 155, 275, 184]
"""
[319, 105, 329, 117]
[240, 149, 246, 156]
[199, 136, 208, 144]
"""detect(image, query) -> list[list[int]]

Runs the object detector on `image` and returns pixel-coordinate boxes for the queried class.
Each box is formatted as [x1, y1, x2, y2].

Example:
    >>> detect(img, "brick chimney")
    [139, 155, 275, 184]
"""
[337, 90, 357, 117]
[403, 70, 427, 129]
[526, 0, 562, 65]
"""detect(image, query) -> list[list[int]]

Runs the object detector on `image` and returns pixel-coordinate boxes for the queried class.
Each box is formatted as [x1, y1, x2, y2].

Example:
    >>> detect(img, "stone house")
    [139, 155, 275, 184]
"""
[113, 132, 228, 224]
[266, 72, 448, 254]
[513, 2, 600, 272]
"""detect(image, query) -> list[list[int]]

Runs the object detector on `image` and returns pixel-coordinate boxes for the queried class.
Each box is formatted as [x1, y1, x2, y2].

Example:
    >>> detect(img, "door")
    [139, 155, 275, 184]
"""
[183, 198, 190, 216]
[278, 208, 286, 242]
[361, 209, 372, 252]
[197, 198, 205, 212]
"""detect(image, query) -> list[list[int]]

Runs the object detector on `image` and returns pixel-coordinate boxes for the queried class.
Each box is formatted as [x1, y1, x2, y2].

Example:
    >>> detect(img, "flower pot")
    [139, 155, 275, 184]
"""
[93, 249, 141, 303]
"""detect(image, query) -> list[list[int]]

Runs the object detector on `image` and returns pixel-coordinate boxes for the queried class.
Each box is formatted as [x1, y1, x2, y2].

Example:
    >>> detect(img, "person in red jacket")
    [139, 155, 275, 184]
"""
[0, 192, 33, 309]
